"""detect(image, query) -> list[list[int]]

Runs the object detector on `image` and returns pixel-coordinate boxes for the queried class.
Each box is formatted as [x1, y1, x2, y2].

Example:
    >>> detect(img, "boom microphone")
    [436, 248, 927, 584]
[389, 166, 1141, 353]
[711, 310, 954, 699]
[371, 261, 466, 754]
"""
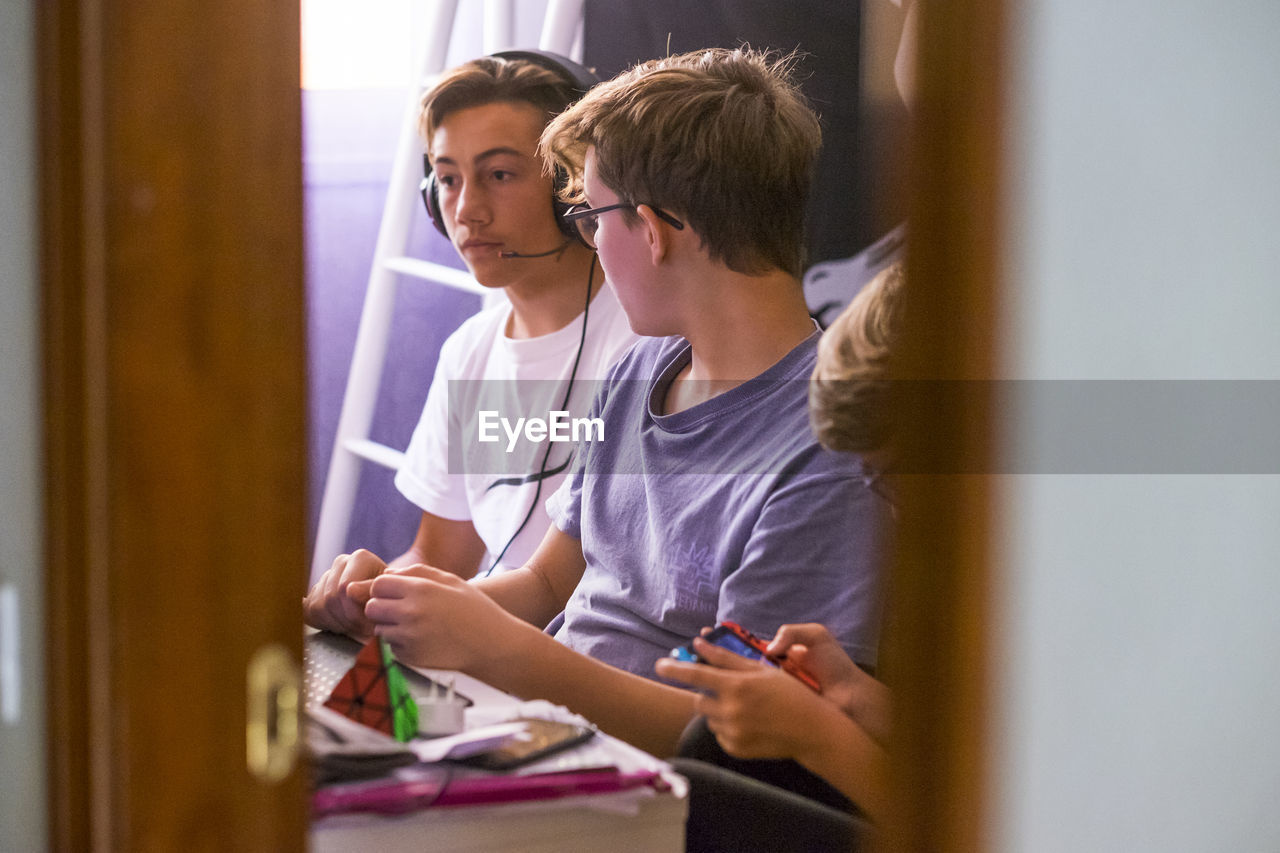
[499, 241, 570, 259]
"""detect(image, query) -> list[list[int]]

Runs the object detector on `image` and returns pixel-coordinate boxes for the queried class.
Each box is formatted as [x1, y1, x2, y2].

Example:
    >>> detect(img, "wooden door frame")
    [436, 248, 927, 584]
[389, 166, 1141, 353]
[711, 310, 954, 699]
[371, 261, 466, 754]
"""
[883, 0, 1005, 850]
[35, 0, 1006, 847]
[38, 0, 309, 849]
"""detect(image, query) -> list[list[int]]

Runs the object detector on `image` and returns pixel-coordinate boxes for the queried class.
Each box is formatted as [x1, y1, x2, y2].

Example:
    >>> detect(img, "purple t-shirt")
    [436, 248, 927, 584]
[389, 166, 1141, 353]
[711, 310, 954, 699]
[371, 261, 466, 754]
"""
[548, 331, 891, 680]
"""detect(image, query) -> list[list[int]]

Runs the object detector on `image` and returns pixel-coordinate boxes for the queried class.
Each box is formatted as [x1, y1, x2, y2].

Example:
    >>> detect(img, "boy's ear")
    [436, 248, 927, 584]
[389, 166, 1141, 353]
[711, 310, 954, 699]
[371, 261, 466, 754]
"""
[635, 204, 672, 265]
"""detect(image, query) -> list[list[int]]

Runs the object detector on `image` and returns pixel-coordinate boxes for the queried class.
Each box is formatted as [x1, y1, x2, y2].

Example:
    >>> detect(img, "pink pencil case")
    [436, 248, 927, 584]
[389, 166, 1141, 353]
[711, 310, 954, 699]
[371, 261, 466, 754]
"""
[313, 766, 668, 817]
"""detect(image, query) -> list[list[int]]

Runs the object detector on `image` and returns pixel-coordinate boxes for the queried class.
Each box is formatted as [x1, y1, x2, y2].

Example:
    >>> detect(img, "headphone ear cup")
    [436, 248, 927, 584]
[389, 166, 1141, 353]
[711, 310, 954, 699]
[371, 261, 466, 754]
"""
[553, 196, 579, 244]
[423, 168, 449, 238]
[551, 164, 590, 247]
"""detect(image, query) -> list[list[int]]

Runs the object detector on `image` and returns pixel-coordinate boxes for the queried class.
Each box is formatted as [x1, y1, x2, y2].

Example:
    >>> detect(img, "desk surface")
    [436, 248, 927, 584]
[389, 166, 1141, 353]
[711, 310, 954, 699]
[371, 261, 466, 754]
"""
[312, 786, 687, 853]
[305, 632, 688, 852]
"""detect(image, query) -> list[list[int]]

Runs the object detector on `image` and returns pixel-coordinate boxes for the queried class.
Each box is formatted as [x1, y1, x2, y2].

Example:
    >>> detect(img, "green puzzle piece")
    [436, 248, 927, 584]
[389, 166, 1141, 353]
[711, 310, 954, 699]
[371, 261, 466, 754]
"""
[379, 639, 419, 742]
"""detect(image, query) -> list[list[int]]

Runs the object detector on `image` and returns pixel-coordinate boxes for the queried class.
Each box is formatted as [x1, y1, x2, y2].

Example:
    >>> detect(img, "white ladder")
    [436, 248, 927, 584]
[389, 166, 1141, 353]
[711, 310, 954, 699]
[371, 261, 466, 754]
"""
[310, 0, 587, 584]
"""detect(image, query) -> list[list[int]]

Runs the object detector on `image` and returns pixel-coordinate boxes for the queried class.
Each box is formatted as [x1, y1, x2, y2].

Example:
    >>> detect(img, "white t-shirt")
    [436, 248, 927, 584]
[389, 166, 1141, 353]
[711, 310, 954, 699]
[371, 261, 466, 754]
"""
[395, 281, 638, 575]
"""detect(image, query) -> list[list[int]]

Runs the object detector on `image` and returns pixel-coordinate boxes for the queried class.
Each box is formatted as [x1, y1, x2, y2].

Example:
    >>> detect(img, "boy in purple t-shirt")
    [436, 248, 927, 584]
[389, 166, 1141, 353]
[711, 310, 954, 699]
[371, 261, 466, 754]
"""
[544, 335, 887, 680]
[303, 48, 891, 757]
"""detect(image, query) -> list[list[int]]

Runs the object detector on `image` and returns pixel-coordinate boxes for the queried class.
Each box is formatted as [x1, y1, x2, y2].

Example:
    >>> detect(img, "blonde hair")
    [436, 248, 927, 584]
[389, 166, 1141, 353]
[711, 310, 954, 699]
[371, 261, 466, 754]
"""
[809, 261, 906, 453]
[540, 47, 822, 277]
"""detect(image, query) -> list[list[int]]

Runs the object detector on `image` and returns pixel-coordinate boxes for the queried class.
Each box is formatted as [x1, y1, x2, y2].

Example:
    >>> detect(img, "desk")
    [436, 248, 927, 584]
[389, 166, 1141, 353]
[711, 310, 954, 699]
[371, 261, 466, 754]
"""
[305, 633, 689, 852]
[312, 787, 687, 852]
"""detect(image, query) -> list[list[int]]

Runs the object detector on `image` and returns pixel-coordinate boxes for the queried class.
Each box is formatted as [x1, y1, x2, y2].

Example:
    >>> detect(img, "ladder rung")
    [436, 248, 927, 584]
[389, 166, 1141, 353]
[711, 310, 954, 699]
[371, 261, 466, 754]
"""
[383, 256, 487, 296]
[343, 438, 406, 472]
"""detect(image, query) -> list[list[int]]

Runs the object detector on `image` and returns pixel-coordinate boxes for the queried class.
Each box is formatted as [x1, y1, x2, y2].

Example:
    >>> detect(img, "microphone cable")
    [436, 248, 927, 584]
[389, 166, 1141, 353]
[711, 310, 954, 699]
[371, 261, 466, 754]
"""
[478, 254, 597, 579]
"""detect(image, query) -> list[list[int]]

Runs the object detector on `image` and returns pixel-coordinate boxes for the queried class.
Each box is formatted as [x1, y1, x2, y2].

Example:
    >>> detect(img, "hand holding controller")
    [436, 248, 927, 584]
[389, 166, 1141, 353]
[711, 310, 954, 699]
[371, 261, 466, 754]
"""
[669, 621, 821, 692]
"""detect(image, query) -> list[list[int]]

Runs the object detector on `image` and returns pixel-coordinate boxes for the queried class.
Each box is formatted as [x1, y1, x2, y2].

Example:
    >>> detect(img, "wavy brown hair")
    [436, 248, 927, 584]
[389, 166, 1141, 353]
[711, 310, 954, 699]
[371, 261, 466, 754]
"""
[541, 47, 822, 277]
[419, 56, 580, 154]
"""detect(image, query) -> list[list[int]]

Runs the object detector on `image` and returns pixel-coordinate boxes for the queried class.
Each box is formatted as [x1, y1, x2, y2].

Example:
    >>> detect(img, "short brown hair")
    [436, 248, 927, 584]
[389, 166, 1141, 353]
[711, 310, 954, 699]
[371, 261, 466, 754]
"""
[809, 261, 906, 453]
[419, 56, 581, 154]
[541, 47, 822, 277]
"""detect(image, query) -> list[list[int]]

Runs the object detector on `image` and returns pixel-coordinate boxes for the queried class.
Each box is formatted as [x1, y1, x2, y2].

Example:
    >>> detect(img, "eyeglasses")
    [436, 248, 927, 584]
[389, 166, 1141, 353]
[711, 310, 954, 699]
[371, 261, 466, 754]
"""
[563, 202, 684, 249]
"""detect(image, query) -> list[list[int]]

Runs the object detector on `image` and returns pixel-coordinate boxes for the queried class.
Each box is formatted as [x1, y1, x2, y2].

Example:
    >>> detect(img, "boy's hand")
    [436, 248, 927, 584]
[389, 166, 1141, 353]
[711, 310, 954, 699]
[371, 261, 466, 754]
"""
[655, 637, 837, 762]
[303, 549, 387, 640]
[362, 564, 523, 673]
[767, 623, 892, 744]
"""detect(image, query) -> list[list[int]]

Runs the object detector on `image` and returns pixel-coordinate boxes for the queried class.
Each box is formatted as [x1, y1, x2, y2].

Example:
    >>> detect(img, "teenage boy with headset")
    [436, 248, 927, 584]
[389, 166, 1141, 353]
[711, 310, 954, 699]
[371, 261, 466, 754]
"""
[306, 51, 636, 619]
[306, 47, 892, 758]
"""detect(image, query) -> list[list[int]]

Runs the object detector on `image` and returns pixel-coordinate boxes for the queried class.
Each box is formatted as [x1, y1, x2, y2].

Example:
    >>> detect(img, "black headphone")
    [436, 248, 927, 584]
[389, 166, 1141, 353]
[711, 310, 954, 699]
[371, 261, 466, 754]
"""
[420, 49, 601, 244]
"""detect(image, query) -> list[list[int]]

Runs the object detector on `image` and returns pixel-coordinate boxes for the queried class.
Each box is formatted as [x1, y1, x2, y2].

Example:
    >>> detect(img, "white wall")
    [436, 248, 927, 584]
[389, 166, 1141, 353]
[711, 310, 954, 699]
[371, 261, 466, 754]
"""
[302, 0, 565, 92]
[995, 1, 1280, 851]
[0, 0, 46, 849]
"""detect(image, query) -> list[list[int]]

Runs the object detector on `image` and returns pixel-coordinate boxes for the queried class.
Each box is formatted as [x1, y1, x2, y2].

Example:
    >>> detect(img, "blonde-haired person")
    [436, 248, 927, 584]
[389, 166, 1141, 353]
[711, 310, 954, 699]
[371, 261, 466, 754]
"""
[811, 260, 904, 458]
[333, 47, 892, 763]
[656, 262, 905, 844]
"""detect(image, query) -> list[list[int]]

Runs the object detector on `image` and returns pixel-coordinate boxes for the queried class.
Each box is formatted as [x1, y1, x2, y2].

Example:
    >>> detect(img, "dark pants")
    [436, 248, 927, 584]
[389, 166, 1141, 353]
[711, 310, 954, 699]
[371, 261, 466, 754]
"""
[673, 717, 870, 853]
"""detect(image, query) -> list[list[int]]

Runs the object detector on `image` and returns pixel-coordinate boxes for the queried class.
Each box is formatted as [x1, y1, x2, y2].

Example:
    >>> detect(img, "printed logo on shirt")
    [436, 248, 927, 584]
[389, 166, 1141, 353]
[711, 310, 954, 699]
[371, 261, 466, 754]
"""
[670, 542, 720, 614]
